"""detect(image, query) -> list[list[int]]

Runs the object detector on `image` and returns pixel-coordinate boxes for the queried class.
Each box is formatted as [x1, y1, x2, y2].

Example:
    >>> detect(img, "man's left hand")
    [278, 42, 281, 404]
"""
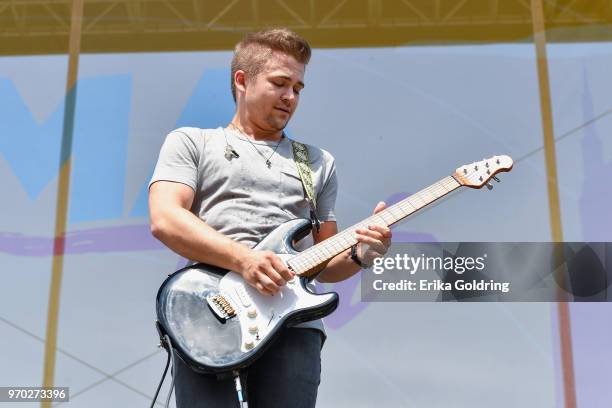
[354, 201, 392, 267]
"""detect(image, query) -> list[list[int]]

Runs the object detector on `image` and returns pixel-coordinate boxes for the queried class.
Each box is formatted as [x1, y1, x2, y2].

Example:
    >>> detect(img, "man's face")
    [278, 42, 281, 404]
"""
[242, 51, 305, 132]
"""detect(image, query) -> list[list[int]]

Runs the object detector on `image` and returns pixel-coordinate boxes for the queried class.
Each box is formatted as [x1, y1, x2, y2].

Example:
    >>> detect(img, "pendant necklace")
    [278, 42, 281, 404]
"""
[228, 123, 284, 168]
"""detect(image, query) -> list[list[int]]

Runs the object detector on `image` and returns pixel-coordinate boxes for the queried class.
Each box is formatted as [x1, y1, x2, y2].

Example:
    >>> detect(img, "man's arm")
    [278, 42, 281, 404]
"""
[314, 202, 392, 283]
[149, 180, 294, 295]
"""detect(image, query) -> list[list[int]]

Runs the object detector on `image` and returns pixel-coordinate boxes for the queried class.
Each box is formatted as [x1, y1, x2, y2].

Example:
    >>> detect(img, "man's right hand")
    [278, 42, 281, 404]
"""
[238, 250, 295, 296]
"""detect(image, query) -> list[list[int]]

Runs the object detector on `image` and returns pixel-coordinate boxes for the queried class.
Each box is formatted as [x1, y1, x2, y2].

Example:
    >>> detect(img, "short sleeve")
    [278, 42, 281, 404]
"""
[316, 155, 338, 222]
[149, 128, 202, 191]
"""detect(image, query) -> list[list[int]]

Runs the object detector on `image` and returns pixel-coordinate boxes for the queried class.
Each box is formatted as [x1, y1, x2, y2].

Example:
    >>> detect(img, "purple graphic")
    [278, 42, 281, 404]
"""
[0, 224, 163, 256]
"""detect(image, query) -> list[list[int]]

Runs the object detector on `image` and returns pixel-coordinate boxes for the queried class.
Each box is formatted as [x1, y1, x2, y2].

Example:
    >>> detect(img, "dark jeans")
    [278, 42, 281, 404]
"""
[173, 328, 324, 408]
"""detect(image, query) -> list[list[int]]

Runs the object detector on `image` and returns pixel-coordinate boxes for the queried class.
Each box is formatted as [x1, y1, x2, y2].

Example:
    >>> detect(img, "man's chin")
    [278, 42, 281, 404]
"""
[268, 119, 290, 132]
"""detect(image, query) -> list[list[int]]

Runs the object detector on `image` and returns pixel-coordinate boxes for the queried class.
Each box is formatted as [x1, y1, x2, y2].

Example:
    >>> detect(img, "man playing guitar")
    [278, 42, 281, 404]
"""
[149, 28, 392, 407]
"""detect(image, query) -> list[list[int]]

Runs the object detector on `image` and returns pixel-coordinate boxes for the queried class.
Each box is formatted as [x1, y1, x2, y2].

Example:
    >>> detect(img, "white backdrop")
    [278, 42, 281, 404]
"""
[2, 42, 612, 407]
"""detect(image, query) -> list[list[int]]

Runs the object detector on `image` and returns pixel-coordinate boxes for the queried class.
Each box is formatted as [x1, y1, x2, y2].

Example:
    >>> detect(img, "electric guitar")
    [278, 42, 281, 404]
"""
[156, 155, 514, 374]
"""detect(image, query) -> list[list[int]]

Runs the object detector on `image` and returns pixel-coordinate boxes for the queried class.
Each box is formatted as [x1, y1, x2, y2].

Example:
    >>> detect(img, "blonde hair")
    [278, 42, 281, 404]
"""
[231, 28, 311, 101]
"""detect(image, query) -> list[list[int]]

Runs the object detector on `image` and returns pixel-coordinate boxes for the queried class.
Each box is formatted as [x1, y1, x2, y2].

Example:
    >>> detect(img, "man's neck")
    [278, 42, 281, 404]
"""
[229, 115, 284, 142]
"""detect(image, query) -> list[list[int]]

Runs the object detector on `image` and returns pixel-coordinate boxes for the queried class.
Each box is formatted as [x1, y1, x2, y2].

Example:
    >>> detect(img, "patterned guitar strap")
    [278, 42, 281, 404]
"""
[291, 141, 321, 233]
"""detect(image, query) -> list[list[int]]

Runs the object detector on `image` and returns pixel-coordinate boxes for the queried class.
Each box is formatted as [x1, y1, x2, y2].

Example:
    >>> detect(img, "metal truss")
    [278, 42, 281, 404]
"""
[1, 1, 611, 56]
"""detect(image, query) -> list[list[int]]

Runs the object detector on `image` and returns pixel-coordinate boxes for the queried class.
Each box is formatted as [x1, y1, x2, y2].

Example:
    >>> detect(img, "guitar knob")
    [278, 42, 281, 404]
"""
[244, 340, 254, 350]
[247, 308, 257, 318]
[248, 325, 258, 334]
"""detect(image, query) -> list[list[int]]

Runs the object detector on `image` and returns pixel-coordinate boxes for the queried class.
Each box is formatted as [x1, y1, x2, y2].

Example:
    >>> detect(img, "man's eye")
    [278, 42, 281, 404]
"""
[273, 81, 284, 87]
[294, 88, 302, 95]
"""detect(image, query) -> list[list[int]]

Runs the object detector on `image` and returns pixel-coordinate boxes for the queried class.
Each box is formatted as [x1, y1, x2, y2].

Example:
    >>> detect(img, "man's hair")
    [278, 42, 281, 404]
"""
[230, 28, 311, 102]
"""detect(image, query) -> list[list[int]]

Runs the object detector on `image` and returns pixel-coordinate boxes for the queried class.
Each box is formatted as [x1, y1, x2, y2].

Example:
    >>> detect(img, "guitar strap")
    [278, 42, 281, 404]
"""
[291, 140, 321, 233]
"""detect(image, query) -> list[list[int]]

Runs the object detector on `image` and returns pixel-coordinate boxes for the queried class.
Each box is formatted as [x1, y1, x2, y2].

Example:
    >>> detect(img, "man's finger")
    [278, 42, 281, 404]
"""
[356, 228, 384, 241]
[258, 273, 281, 293]
[368, 225, 392, 239]
[263, 264, 286, 287]
[355, 235, 386, 253]
[255, 282, 274, 296]
[271, 256, 294, 282]
[373, 201, 386, 214]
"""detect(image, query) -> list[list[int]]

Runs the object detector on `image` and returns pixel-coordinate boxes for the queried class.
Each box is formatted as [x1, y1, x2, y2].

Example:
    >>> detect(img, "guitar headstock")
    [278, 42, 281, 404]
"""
[454, 155, 513, 189]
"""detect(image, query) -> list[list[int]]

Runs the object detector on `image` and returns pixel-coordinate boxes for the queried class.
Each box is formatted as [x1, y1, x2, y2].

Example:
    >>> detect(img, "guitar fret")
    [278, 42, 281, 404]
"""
[422, 188, 437, 202]
[419, 189, 431, 201]
[384, 207, 398, 222]
[439, 179, 451, 192]
[404, 201, 416, 212]
[320, 248, 333, 259]
[329, 240, 343, 252]
[378, 212, 391, 224]
[382, 212, 396, 224]
[410, 195, 424, 208]
[400, 204, 415, 217]
[419, 191, 431, 203]
[392, 205, 407, 218]
[402, 199, 416, 212]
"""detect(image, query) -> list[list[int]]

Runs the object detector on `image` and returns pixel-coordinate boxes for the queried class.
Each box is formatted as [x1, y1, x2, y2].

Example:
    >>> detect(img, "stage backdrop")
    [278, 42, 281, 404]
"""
[1, 42, 612, 407]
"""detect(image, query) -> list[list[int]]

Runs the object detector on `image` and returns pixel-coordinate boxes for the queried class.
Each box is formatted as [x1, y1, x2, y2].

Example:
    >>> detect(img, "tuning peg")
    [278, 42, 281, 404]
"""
[486, 182, 493, 190]
[492, 176, 500, 182]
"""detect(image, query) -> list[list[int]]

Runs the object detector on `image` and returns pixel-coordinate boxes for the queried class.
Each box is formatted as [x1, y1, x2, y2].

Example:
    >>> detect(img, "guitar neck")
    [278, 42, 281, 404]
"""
[288, 175, 462, 276]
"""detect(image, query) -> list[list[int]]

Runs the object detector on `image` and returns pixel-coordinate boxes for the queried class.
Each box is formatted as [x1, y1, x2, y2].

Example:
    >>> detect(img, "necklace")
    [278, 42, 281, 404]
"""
[228, 123, 284, 168]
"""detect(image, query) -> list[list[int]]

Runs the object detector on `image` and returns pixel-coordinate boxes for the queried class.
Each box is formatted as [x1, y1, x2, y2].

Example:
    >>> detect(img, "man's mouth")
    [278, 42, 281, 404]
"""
[275, 107, 290, 114]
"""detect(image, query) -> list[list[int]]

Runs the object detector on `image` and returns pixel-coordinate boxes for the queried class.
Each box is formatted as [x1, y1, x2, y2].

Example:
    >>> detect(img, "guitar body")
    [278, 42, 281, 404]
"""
[156, 218, 339, 374]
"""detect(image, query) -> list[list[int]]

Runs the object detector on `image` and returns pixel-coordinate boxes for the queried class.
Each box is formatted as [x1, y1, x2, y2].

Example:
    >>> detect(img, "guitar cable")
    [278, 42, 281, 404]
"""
[150, 333, 248, 408]
[164, 334, 176, 408]
[234, 371, 248, 408]
[150, 334, 175, 408]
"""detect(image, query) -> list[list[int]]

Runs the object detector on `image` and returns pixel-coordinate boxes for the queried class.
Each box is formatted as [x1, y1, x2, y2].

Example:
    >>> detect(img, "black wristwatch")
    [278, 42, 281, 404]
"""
[350, 244, 367, 268]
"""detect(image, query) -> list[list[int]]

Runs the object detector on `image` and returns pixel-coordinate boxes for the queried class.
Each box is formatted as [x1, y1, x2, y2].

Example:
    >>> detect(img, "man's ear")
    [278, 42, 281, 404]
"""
[234, 70, 247, 95]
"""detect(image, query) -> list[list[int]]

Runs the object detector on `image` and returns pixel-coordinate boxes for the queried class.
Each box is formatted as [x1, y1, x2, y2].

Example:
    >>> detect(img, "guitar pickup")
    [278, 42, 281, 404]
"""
[235, 286, 252, 307]
[206, 294, 236, 321]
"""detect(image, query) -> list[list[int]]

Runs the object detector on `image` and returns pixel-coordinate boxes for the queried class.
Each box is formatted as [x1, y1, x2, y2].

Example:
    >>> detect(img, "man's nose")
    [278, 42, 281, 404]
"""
[281, 89, 295, 104]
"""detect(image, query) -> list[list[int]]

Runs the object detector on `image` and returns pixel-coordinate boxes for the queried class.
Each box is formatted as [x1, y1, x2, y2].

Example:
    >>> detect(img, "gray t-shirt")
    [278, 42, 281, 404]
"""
[149, 126, 338, 333]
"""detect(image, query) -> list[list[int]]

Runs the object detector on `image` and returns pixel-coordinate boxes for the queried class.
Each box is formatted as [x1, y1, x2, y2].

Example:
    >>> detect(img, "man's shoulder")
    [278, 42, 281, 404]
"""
[168, 126, 221, 138]
[165, 127, 225, 147]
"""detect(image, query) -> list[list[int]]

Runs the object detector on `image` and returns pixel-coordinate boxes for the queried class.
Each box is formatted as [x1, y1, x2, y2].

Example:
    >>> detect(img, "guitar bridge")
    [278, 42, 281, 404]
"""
[206, 294, 236, 321]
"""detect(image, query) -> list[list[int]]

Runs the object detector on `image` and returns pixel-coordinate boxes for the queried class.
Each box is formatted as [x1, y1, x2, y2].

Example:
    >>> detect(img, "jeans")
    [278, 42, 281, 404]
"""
[173, 328, 324, 408]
